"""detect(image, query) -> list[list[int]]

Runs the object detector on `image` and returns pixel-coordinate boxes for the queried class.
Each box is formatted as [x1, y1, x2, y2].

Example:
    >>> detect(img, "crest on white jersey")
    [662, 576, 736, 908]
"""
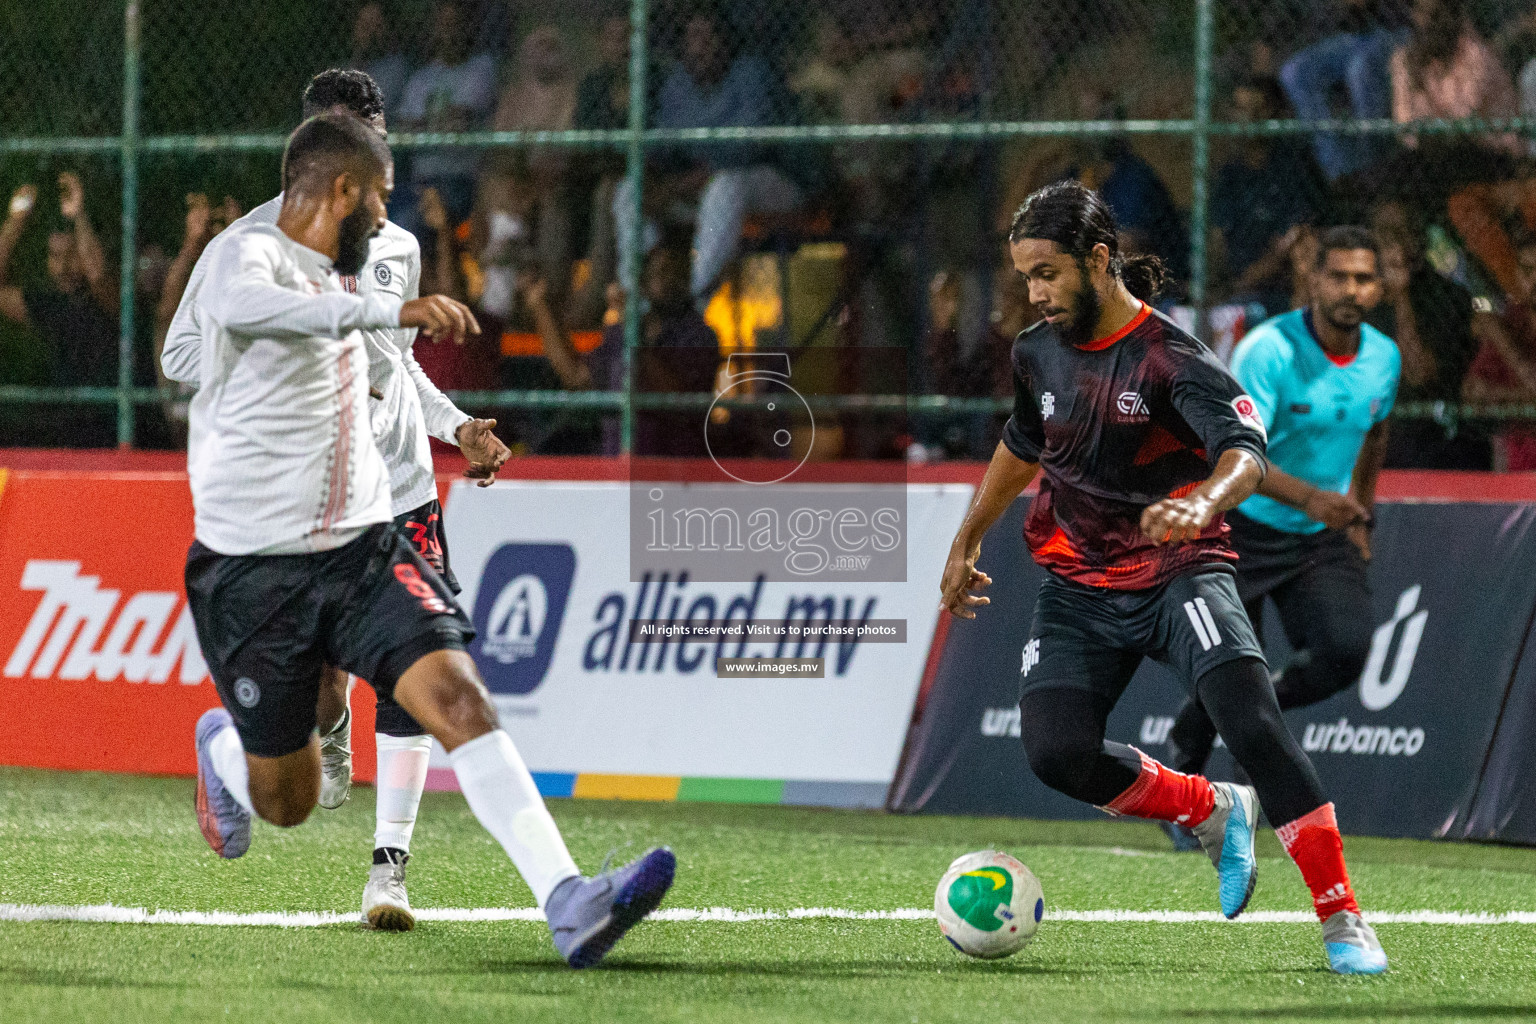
[374, 262, 392, 287]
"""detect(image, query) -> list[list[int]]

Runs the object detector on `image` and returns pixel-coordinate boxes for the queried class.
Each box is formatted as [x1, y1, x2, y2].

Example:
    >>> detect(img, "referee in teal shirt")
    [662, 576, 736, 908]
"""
[1164, 226, 1400, 847]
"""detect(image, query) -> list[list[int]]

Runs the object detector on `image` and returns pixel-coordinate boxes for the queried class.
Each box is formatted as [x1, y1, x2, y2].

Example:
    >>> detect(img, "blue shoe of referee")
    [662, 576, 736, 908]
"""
[545, 847, 676, 968]
[1191, 782, 1258, 919]
[1322, 910, 1389, 975]
[194, 708, 250, 860]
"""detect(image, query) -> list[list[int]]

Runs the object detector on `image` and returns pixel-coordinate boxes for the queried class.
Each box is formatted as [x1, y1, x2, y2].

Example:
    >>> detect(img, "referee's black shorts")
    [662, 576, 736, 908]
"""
[185, 523, 473, 758]
[1225, 508, 1371, 654]
[1019, 564, 1266, 704]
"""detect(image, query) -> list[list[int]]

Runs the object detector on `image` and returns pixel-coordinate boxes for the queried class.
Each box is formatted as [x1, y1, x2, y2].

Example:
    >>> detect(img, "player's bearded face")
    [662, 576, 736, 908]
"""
[1054, 258, 1103, 347]
[335, 197, 378, 277]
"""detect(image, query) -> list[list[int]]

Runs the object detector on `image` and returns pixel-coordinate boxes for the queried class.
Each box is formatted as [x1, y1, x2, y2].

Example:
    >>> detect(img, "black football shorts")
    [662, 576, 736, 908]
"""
[394, 498, 459, 595]
[185, 523, 473, 757]
[1018, 564, 1265, 702]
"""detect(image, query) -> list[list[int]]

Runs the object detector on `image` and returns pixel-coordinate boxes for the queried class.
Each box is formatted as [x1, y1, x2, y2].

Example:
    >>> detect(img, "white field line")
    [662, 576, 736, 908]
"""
[4, 904, 1536, 928]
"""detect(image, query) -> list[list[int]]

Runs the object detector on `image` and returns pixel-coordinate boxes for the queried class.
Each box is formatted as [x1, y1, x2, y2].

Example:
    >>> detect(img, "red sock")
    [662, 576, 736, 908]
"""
[1276, 803, 1360, 921]
[1102, 747, 1215, 826]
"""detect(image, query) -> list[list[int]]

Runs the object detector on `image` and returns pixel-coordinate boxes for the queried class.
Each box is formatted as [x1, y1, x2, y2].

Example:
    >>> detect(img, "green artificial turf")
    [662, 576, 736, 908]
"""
[2, 766, 1536, 1022]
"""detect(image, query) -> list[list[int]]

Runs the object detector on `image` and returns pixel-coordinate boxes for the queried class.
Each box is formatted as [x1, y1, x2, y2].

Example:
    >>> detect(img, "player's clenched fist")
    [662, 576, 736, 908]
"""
[1140, 493, 1215, 546]
[400, 294, 480, 344]
[940, 542, 993, 619]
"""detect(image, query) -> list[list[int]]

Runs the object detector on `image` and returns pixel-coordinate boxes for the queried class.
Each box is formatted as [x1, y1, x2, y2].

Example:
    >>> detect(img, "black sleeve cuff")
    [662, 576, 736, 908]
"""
[1001, 416, 1043, 463]
[1214, 438, 1268, 480]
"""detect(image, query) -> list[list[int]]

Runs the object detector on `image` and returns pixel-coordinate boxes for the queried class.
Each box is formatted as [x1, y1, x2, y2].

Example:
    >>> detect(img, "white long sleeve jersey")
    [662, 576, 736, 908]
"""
[164, 195, 470, 515]
[186, 225, 400, 555]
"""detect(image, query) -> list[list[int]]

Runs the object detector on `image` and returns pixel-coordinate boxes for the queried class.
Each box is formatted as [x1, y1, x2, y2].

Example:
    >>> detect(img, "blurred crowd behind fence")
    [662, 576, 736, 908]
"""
[7, 0, 1536, 468]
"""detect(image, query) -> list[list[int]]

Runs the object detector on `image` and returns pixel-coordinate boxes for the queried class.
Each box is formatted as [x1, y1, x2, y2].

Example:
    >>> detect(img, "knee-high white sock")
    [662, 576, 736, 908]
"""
[208, 724, 254, 815]
[449, 730, 579, 906]
[375, 733, 433, 853]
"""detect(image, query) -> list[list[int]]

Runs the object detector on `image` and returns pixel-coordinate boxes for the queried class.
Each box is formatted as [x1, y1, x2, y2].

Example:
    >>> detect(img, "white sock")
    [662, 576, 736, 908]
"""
[208, 724, 254, 815]
[374, 733, 432, 853]
[450, 730, 579, 906]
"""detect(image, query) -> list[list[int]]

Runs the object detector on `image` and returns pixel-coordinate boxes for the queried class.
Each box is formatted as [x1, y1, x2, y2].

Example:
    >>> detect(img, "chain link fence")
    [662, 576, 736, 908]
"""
[4, 0, 1536, 468]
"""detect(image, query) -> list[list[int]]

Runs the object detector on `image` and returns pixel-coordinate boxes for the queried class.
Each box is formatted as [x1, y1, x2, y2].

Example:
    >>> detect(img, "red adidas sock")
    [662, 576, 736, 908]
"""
[1102, 747, 1215, 826]
[1276, 803, 1360, 921]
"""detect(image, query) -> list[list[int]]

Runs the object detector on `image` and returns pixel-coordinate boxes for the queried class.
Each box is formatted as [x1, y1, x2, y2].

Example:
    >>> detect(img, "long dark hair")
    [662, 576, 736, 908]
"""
[1008, 180, 1168, 302]
[1405, 0, 1467, 81]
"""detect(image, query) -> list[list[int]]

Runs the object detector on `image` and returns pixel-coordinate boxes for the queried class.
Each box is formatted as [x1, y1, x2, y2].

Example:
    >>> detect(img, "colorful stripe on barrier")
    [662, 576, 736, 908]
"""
[425, 768, 885, 808]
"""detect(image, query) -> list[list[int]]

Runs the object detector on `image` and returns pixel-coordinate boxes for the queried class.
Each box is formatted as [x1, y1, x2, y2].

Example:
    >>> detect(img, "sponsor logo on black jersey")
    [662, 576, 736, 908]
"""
[1115, 391, 1150, 422]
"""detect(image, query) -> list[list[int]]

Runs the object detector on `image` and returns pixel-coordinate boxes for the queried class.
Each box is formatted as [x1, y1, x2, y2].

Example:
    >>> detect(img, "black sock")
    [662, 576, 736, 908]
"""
[1195, 656, 1326, 828]
[373, 846, 409, 866]
[1167, 698, 1218, 775]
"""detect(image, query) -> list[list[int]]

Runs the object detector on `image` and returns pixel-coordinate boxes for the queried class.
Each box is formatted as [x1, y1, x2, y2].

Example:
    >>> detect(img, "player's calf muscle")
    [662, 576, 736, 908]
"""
[246, 742, 321, 827]
[393, 649, 498, 751]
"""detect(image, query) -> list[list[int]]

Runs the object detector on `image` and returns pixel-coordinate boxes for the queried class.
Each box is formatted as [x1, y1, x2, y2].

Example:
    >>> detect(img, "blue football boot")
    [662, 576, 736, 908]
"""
[1323, 910, 1389, 975]
[1191, 782, 1258, 919]
[194, 708, 251, 859]
[545, 847, 676, 968]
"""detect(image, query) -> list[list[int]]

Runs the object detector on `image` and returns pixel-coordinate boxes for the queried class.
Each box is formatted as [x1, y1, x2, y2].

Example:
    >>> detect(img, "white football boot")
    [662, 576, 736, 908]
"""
[317, 707, 353, 810]
[362, 849, 415, 932]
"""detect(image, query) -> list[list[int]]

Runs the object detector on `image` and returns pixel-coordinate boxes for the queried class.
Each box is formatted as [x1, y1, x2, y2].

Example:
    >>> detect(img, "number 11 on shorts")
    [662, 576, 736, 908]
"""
[1184, 598, 1222, 651]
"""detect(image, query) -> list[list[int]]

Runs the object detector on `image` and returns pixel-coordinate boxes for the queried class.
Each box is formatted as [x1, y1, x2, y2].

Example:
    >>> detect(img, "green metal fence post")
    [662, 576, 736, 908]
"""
[1189, 0, 1213, 341]
[117, 0, 142, 448]
[619, 0, 649, 456]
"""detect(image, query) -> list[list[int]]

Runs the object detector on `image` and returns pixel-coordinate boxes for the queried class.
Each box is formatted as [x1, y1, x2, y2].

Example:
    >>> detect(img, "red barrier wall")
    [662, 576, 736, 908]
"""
[0, 448, 1530, 780]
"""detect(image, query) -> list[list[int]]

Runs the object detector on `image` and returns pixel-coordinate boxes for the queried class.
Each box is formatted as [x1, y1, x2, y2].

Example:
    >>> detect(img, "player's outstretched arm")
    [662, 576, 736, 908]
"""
[941, 442, 1040, 619]
[1141, 448, 1263, 546]
[399, 294, 480, 344]
[1257, 465, 1369, 531]
[203, 232, 403, 341]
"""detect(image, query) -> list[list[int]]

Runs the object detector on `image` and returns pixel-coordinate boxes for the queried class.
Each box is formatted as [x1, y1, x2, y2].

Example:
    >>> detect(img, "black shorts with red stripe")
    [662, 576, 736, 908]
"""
[185, 524, 472, 757]
[394, 499, 459, 595]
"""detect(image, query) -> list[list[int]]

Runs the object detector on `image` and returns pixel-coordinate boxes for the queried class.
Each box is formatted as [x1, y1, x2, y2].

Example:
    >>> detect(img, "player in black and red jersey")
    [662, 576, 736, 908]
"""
[939, 181, 1385, 975]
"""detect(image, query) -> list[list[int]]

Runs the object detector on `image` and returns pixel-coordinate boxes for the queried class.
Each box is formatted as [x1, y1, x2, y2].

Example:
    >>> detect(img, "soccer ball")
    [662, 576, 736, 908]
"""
[934, 850, 1044, 959]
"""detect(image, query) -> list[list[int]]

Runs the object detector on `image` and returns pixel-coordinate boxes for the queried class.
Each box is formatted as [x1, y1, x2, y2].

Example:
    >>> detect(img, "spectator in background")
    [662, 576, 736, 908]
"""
[1389, 0, 1518, 156]
[348, 2, 408, 118]
[521, 246, 718, 454]
[396, 0, 498, 229]
[788, 16, 856, 125]
[1286, 224, 1323, 311]
[1445, 175, 1536, 302]
[469, 160, 536, 326]
[1465, 235, 1536, 470]
[154, 192, 241, 430]
[1379, 0, 1523, 302]
[411, 186, 497, 394]
[1211, 75, 1323, 316]
[0, 173, 118, 447]
[613, 9, 802, 306]
[575, 14, 632, 135]
[1367, 198, 1492, 468]
[569, 13, 633, 326]
[913, 264, 1028, 460]
[1074, 135, 1188, 289]
[1279, 0, 1409, 181]
[491, 24, 578, 308]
